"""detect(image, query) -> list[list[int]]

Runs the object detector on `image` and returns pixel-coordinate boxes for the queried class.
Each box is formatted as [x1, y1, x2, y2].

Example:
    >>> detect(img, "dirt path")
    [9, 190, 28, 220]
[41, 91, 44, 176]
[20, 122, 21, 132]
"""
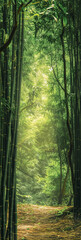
[17, 204, 81, 240]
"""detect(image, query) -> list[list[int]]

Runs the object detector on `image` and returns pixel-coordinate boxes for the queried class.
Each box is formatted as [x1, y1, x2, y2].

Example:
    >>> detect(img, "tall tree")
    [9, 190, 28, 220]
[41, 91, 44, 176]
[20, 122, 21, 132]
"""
[0, 1, 25, 239]
[68, 0, 81, 219]
[0, 2, 57, 238]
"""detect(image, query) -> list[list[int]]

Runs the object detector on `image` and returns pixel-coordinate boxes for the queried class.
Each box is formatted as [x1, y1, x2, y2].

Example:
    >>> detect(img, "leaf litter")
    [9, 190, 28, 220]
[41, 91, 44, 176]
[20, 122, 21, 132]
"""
[17, 204, 81, 240]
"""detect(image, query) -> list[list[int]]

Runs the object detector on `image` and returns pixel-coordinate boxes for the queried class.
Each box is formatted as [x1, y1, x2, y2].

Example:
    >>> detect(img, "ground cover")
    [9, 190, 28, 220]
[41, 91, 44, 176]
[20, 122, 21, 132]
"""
[17, 204, 81, 240]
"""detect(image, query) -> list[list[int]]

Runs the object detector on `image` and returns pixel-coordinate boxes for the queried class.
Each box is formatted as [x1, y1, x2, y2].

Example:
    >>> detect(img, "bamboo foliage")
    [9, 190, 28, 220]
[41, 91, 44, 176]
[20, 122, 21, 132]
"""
[0, 1, 24, 239]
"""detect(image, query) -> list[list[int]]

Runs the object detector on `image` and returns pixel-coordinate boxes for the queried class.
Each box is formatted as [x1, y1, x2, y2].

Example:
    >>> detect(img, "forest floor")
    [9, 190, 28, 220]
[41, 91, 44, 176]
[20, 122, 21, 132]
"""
[17, 204, 81, 240]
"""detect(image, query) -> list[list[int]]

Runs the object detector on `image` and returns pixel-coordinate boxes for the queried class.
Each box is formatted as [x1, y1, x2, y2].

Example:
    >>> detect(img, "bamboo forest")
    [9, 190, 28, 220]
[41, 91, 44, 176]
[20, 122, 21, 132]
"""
[0, 0, 81, 239]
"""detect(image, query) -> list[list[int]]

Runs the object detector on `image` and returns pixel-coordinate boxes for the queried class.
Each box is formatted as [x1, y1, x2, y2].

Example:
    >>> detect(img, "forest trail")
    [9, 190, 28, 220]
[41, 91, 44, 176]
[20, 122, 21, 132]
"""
[17, 204, 81, 240]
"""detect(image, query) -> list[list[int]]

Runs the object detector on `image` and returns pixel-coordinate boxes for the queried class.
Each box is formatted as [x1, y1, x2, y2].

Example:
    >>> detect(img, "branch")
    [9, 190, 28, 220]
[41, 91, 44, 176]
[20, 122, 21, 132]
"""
[20, 102, 34, 113]
[51, 55, 70, 97]
[61, 23, 74, 190]
[24, 0, 33, 8]
[0, 0, 33, 53]
[0, 23, 17, 53]
[51, 55, 66, 92]
[17, 0, 33, 15]
[17, 167, 34, 179]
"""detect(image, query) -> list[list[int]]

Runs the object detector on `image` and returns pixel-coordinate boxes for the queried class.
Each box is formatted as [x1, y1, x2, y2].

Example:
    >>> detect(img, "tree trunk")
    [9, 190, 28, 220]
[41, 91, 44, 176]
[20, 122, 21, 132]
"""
[0, 1, 24, 238]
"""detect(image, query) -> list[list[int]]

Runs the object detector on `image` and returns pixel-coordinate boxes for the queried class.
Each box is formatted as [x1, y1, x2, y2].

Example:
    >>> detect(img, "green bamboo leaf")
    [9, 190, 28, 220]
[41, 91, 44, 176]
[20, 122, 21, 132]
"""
[34, 13, 39, 17]
[58, 3, 67, 14]
[63, 16, 67, 26]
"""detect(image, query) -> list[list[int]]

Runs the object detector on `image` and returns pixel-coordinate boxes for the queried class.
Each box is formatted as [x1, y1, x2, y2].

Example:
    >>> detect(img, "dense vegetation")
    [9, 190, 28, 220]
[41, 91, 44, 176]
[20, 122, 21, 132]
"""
[0, 0, 81, 239]
[17, 16, 72, 206]
[17, 0, 81, 218]
[16, 0, 72, 208]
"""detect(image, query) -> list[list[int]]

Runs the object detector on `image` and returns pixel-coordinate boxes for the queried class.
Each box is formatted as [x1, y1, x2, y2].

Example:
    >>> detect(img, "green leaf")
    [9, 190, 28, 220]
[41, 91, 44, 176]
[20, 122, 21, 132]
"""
[58, 3, 67, 14]
[63, 16, 67, 26]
